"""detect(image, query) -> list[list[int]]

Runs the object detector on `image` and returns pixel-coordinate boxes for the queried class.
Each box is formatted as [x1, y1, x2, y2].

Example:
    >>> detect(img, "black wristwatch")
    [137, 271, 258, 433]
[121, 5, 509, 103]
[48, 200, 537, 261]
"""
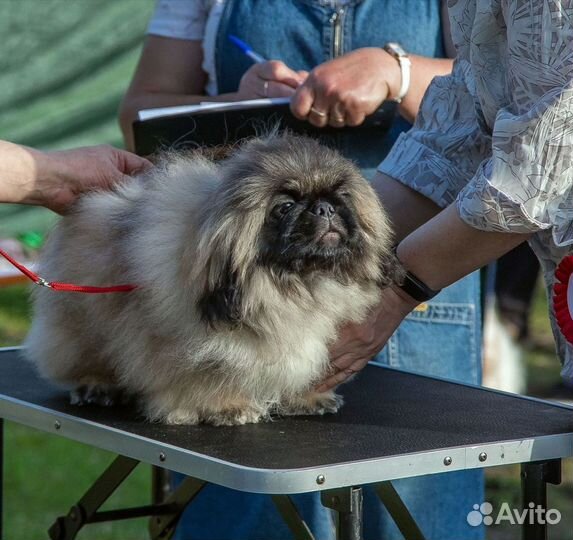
[393, 246, 442, 302]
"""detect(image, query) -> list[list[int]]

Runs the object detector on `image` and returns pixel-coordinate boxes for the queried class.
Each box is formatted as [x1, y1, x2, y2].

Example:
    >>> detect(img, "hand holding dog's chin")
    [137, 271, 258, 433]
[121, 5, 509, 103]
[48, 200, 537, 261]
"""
[317, 287, 419, 392]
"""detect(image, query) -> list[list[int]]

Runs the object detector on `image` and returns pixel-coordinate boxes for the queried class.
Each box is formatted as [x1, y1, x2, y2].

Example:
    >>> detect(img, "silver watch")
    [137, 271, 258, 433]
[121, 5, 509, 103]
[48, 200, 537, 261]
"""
[383, 42, 411, 103]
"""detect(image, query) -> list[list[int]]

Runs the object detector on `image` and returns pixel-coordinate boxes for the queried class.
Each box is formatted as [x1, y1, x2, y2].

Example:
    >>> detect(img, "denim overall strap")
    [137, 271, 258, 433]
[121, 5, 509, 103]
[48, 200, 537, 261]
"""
[215, 0, 445, 176]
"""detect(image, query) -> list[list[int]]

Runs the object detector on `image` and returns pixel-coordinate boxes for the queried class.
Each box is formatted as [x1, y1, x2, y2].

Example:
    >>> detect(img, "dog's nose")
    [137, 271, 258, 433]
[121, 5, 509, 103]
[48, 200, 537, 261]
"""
[310, 200, 336, 218]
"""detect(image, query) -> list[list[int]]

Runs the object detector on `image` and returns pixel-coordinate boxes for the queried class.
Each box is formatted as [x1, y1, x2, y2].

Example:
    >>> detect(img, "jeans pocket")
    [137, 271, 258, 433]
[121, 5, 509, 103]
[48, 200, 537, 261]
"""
[372, 302, 481, 385]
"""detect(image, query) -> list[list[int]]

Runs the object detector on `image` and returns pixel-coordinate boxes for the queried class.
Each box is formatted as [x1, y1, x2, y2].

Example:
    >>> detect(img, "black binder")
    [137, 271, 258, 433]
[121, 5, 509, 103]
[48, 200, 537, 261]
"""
[133, 101, 397, 157]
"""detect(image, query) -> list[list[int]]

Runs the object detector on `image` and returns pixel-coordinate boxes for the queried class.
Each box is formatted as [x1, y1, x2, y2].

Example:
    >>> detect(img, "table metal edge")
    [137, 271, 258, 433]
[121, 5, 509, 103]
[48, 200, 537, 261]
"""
[1, 392, 572, 494]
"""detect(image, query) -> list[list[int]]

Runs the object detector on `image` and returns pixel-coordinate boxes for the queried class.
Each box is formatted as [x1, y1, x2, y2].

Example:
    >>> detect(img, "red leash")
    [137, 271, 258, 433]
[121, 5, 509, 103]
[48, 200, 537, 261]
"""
[0, 248, 137, 293]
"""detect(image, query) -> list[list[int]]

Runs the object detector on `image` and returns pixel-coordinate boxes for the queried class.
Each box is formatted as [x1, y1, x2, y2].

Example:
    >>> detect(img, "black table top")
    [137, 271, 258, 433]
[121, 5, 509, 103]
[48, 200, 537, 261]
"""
[1, 347, 572, 493]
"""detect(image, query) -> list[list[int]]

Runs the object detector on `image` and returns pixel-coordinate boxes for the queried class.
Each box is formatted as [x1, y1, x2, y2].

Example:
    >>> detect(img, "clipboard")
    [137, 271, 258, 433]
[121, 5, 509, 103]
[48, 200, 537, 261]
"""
[133, 100, 397, 156]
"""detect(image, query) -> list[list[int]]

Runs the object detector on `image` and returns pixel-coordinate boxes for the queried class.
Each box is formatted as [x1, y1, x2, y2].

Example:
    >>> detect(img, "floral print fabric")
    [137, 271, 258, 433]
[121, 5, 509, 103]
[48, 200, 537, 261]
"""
[379, 0, 573, 378]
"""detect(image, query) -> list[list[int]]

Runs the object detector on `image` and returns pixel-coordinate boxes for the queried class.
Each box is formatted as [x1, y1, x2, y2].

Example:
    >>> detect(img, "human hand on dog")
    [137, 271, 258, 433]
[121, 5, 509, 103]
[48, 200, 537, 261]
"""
[22, 144, 151, 214]
[317, 287, 418, 392]
[237, 61, 308, 99]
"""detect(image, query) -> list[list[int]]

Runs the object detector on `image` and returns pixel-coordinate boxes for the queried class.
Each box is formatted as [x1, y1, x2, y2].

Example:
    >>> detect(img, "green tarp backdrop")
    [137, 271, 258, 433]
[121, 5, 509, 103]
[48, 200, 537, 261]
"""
[1, 0, 155, 238]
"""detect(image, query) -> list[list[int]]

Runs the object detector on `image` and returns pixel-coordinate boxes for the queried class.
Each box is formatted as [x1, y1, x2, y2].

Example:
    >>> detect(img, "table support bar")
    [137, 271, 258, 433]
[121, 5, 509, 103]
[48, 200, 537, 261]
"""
[49, 455, 140, 540]
[375, 481, 426, 540]
[148, 475, 206, 540]
[271, 495, 315, 540]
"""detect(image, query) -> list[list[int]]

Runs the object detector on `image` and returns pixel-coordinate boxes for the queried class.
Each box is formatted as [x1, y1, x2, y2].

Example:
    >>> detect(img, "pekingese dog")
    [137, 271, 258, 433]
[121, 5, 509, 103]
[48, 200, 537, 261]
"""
[25, 135, 401, 425]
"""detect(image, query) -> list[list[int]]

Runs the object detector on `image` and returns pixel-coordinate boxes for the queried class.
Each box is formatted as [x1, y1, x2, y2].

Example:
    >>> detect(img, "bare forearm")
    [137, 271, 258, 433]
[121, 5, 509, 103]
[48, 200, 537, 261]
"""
[373, 171, 529, 290]
[119, 35, 218, 151]
[0, 141, 150, 213]
[0, 141, 50, 205]
[397, 203, 530, 290]
[371, 172, 441, 241]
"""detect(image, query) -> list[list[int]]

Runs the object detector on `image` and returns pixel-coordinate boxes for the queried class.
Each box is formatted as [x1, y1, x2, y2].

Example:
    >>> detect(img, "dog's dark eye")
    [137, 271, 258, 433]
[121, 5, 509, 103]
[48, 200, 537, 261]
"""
[273, 201, 294, 218]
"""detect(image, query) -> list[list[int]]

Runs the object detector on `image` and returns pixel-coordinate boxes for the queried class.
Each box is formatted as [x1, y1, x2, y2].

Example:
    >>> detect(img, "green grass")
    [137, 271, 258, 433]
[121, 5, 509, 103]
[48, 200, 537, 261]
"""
[1, 283, 572, 538]
[0, 286, 31, 346]
[4, 423, 151, 540]
[0, 287, 151, 539]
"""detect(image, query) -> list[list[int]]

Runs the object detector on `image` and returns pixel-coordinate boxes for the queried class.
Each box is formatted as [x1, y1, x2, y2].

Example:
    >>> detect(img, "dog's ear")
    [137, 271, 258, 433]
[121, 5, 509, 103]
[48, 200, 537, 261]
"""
[198, 263, 243, 327]
[191, 187, 258, 328]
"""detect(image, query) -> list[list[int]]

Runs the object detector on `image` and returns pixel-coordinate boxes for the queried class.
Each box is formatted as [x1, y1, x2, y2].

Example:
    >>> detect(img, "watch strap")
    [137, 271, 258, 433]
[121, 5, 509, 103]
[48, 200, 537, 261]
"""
[393, 246, 441, 302]
[383, 42, 411, 103]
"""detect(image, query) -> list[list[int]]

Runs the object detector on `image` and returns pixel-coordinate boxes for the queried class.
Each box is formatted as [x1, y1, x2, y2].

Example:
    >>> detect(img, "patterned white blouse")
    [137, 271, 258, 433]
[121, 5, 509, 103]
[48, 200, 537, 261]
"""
[379, 0, 573, 378]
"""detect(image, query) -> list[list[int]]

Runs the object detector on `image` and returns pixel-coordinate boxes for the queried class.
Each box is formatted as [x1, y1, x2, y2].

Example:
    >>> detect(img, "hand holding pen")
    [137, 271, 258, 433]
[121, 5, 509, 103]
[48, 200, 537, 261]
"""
[229, 36, 389, 129]
[229, 35, 308, 99]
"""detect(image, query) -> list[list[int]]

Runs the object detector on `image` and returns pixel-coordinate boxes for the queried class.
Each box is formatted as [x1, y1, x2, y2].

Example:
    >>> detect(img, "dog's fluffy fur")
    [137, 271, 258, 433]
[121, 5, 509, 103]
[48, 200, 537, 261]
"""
[25, 135, 399, 425]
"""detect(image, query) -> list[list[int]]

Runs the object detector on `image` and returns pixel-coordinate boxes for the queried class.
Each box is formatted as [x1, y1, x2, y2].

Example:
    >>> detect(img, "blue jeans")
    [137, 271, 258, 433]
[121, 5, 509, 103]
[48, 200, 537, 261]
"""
[171, 273, 484, 540]
[366, 272, 484, 540]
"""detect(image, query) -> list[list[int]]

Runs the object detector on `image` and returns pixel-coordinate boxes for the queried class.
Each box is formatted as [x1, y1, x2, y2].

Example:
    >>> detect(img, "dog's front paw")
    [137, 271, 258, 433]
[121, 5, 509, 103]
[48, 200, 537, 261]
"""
[313, 391, 344, 414]
[160, 406, 265, 426]
[163, 408, 201, 425]
[205, 406, 266, 426]
[281, 391, 343, 417]
[70, 384, 127, 407]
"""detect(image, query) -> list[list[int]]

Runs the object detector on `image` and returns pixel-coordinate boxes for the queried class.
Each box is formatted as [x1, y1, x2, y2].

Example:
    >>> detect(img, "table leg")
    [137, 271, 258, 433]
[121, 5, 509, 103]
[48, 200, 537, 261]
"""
[521, 459, 561, 540]
[49, 455, 140, 540]
[151, 466, 170, 504]
[47, 454, 205, 540]
[321, 487, 363, 540]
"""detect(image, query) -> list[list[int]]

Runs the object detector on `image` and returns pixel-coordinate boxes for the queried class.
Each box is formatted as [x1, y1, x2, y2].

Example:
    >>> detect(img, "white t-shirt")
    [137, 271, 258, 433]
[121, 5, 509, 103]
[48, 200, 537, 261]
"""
[148, 0, 224, 95]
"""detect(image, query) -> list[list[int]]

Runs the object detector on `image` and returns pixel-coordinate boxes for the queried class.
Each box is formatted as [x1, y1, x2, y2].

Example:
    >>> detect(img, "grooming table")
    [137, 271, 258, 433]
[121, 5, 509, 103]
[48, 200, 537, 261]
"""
[0, 347, 572, 540]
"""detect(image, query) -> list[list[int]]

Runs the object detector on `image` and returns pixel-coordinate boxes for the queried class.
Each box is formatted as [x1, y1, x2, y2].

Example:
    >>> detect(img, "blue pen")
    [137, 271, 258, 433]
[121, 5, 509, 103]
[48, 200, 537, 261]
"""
[228, 35, 267, 64]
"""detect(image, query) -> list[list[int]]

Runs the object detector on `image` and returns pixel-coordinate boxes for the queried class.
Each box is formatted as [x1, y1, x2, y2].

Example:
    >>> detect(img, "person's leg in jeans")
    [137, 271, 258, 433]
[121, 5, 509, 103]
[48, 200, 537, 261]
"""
[367, 272, 485, 540]
[170, 274, 483, 540]
[170, 480, 334, 540]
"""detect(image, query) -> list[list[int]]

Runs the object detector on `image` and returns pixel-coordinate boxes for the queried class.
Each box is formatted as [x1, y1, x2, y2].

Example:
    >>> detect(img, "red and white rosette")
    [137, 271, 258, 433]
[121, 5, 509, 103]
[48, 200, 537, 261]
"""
[553, 255, 573, 344]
